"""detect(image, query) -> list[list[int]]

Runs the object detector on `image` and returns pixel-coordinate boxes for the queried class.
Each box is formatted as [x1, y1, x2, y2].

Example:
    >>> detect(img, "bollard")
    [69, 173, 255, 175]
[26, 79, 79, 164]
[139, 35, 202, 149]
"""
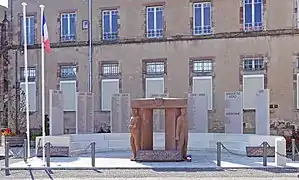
[46, 142, 51, 167]
[216, 142, 221, 167]
[263, 141, 267, 166]
[292, 139, 296, 161]
[23, 139, 28, 163]
[91, 142, 95, 167]
[5, 142, 10, 176]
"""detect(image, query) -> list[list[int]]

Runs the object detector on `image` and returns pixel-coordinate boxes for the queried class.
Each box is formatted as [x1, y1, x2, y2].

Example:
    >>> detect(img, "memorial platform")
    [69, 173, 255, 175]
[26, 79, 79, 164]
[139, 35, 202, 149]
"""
[35, 133, 283, 156]
[6, 150, 299, 169]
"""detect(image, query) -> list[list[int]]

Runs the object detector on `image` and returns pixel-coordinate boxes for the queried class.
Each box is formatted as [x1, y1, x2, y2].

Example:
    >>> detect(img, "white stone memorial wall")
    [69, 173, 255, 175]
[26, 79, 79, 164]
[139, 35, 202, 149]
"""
[188, 93, 208, 133]
[49, 89, 64, 135]
[224, 91, 243, 134]
[255, 89, 270, 135]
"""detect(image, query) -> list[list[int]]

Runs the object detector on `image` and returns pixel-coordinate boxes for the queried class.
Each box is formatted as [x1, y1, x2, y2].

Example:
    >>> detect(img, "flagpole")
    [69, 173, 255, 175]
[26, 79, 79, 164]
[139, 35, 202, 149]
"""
[21, 2, 31, 158]
[39, 4, 46, 164]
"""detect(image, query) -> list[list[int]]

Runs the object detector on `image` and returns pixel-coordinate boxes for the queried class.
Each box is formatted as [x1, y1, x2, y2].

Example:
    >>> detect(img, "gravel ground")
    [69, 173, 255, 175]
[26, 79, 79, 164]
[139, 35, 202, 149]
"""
[1, 157, 299, 179]
[0, 164, 299, 179]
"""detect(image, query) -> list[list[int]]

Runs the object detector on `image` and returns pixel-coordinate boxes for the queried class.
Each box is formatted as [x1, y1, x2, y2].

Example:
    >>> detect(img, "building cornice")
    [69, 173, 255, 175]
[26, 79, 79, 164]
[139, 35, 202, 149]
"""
[11, 28, 299, 50]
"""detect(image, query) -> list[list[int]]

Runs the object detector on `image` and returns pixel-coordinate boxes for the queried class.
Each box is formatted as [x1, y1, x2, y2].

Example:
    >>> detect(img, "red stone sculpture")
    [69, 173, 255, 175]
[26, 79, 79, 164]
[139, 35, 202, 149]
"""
[129, 108, 141, 161]
[175, 108, 188, 159]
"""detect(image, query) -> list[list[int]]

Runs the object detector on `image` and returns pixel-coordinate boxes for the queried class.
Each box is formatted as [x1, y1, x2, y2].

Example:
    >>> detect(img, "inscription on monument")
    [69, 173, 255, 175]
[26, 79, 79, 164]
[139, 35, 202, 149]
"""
[37, 146, 69, 157]
[225, 91, 243, 134]
[151, 94, 168, 132]
[49, 89, 64, 136]
[255, 89, 270, 135]
[187, 93, 208, 133]
[111, 93, 131, 133]
[76, 92, 87, 134]
[86, 92, 94, 133]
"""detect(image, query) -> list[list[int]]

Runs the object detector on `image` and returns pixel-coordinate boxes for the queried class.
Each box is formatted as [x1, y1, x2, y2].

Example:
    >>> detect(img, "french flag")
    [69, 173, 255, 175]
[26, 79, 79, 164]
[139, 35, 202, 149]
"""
[42, 13, 51, 53]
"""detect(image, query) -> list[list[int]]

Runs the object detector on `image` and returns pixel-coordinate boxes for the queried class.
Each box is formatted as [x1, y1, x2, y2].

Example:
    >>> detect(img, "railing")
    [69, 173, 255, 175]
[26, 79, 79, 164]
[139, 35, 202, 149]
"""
[2, 138, 298, 176]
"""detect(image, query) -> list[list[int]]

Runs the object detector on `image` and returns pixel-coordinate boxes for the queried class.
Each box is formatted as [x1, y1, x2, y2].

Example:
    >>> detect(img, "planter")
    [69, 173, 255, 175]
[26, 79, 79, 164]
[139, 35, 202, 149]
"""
[1, 135, 25, 147]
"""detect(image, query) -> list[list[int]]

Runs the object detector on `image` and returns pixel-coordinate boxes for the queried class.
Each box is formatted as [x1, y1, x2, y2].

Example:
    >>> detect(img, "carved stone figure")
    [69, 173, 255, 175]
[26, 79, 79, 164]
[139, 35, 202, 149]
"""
[175, 108, 188, 160]
[129, 108, 141, 161]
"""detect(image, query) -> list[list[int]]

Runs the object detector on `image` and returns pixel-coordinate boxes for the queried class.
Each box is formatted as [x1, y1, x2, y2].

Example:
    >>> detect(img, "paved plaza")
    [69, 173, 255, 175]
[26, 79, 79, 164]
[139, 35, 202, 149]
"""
[5, 150, 299, 169]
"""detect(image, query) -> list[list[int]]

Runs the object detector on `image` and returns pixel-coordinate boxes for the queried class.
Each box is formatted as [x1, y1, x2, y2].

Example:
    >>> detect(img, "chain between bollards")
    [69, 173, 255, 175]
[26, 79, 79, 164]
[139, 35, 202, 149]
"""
[5, 142, 10, 176]
[262, 141, 267, 166]
[91, 141, 96, 167]
[216, 142, 221, 167]
[23, 139, 28, 163]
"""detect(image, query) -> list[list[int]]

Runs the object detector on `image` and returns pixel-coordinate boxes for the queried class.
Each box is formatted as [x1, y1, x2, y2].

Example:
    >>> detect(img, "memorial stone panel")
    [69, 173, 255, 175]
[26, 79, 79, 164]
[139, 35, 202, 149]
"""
[255, 89, 270, 135]
[86, 92, 94, 133]
[151, 94, 168, 132]
[111, 93, 131, 133]
[49, 89, 64, 135]
[224, 91, 243, 134]
[76, 92, 87, 134]
[188, 93, 208, 133]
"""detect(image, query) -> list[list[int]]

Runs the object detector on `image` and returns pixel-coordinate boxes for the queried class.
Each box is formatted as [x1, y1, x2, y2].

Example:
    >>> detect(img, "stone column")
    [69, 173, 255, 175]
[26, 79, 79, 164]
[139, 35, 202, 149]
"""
[165, 108, 179, 150]
[224, 91, 243, 134]
[140, 108, 153, 150]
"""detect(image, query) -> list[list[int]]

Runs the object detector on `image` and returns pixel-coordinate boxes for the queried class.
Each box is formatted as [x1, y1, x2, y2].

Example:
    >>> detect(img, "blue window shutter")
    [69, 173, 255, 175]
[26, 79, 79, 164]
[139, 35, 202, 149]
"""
[156, 9, 163, 30]
[245, 1, 253, 26]
[29, 17, 35, 44]
[203, 4, 211, 26]
[70, 15, 76, 38]
[254, 1, 262, 23]
[147, 10, 155, 30]
[194, 4, 202, 27]
[103, 13, 110, 33]
[111, 13, 118, 33]
[62, 17, 68, 36]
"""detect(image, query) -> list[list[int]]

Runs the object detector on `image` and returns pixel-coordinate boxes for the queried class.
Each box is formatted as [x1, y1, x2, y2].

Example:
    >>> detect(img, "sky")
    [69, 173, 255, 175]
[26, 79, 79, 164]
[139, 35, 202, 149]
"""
[0, 0, 8, 8]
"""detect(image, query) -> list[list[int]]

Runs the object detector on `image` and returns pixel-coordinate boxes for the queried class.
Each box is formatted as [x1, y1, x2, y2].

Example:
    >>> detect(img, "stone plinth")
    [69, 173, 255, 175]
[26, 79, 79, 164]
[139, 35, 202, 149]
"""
[76, 92, 94, 134]
[49, 89, 64, 136]
[111, 93, 131, 133]
[255, 89, 270, 135]
[275, 138, 286, 166]
[188, 93, 208, 133]
[224, 91, 243, 134]
[135, 150, 183, 162]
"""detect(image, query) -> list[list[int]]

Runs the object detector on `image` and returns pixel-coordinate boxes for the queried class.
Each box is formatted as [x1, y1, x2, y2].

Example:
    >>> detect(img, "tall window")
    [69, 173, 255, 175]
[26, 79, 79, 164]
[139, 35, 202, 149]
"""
[144, 61, 165, 98]
[102, 10, 119, 40]
[59, 65, 77, 111]
[243, 0, 263, 31]
[192, 60, 213, 110]
[20, 16, 35, 45]
[20, 67, 37, 112]
[146, 6, 164, 38]
[61, 13, 76, 41]
[242, 58, 265, 109]
[193, 2, 212, 35]
[101, 62, 120, 111]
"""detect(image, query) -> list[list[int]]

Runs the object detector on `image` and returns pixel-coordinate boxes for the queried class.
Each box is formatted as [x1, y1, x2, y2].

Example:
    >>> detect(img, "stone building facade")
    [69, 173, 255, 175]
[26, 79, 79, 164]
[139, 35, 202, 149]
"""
[6, 0, 299, 133]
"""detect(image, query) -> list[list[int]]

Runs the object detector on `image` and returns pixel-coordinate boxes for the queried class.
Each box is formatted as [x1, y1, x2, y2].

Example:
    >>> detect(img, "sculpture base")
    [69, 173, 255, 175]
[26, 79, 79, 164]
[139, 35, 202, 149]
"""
[135, 150, 184, 162]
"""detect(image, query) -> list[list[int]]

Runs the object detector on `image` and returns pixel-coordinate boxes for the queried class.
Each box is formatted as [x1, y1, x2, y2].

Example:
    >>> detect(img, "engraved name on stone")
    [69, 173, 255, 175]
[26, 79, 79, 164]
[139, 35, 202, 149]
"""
[121, 93, 131, 133]
[86, 93, 94, 133]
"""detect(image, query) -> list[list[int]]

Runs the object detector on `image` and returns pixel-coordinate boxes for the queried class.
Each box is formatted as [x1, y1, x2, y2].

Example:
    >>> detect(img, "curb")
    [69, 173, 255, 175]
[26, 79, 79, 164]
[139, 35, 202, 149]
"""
[1, 166, 298, 171]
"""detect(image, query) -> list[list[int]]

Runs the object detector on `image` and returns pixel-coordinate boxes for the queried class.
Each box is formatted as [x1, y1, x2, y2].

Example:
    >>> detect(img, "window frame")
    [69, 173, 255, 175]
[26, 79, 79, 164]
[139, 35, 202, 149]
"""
[20, 15, 35, 45]
[242, 58, 264, 71]
[20, 67, 36, 82]
[145, 62, 165, 75]
[146, 6, 164, 38]
[193, 2, 212, 35]
[60, 12, 77, 42]
[243, 0, 263, 31]
[192, 60, 213, 73]
[102, 9, 119, 40]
